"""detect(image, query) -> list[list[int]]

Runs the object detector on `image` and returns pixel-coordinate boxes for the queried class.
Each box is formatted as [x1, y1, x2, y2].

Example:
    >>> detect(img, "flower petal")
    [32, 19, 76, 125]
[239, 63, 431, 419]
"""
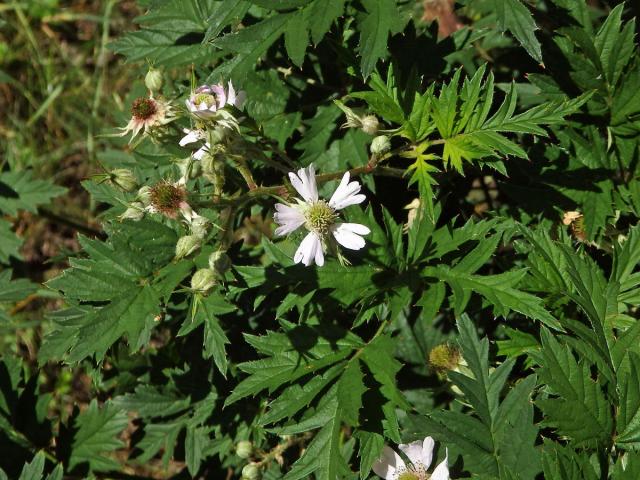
[193, 144, 210, 160]
[212, 84, 226, 109]
[328, 171, 366, 210]
[294, 232, 322, 267]
[430, 448, 449, 480]
[227, 81, 237, 106]
[421, 436, 435, 469]
[372, 446, 404, 480]
[179, 129, 201, 146]
[331, 223, 370, 250]
[273, 204, 305, 236]
[289, 164, 318, 203]
[399, 439, 430, 469]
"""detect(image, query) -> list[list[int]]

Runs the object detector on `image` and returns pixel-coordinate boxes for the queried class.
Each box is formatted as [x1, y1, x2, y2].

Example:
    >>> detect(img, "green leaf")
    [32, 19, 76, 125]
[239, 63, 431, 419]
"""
[617, 352, 640, 448]
[494, 0, 542, 63]
[195, 293, 236, 376]
[0, 270, 38, 303]
[284, 10, 310, 67]
[17, 452, 45, 480]
[69, 400, 128, 472]
[357, 0, 402, 78]
[185, 426, 209, 476]
[0, 219, 22, 263]
[337, 360, 366, 427]
[113, 385, 191, 419]
[536, 329, 614, 447]
[0, 171, 66, 216]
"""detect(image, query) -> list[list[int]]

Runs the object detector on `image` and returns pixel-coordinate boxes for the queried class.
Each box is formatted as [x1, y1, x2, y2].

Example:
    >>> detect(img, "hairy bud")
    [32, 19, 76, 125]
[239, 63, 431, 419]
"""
[241, 463, 261, 480]
[209, 251, 232, 276]
[111, 169, 138, 192]
[190, 214, 211, 239]
[370, 135, 391, 155]
[136, 186, 152, 206]
[119, 202, 145, 222]
[428, 343, 462, 375]
[235, 440, 253, 459]
[361, 115, 380, 135]
[191, 268, 217, 293]
[175, 235, 201, 260]
[145, 67, 163, 93]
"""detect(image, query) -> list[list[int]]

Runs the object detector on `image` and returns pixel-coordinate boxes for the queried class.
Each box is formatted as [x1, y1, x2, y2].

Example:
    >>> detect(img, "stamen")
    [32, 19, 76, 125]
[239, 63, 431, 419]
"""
[131, 98, 157, 120]
[304, 201, 337, 235]
[194, 93, 217, 108]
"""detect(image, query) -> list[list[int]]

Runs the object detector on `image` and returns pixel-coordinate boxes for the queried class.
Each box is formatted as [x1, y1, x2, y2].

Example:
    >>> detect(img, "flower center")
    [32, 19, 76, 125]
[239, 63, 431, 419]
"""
[397, 472, 421, 480]
[194, 93, 217, 108]
[149, 181, 187, 217]
[304, 201, 337, 235]
[131, 98, 157, 120]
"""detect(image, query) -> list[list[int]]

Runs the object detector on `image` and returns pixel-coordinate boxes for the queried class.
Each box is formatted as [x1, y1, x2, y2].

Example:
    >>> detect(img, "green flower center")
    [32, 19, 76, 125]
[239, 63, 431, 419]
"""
[131, 98, 157, 120]
[194, 93, 217, 108]
[398, 472, 422, 480]
[304, 201, 337, 235]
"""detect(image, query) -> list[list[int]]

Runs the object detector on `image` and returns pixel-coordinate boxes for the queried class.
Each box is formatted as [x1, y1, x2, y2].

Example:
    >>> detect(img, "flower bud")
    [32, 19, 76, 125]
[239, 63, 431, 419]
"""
[370, 135, 391, 155]
[235, 440, 253, 459]
[209, 251, 232, 276]
[175, 235, 201, 260]
[190, 214, 211, 239]
[145, 67, 163, 93]
[191, 268, 217, 293]
[361, 115, 379, 135]
[119, 202, 145, 222]
[241, 463, 261, 480]
[137, 186, 152, 206]
[111, 169, 138, 192]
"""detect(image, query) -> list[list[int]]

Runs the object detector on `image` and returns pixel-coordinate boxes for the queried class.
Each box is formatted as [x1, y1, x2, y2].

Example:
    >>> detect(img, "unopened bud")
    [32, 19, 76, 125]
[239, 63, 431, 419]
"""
[190, 214, 211, 238]
[137, 186, 152, 206]
[236, 440, 253, 459]
[111, 169, 138, 192]
[145, 67, 163, 93]
[241, 463, 261, 480]
[175, 235, 201, 260]
[209, 251, 231, 276]
[361, 115, 379, 135]
[370, 135, 391, 155]
[119, 202, 145, 222]
[191, 268, 217, 293]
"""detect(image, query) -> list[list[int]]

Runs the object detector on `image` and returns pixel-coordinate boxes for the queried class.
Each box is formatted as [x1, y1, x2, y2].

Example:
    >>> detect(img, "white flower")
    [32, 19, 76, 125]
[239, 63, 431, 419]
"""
[120, 97, 173, 142]
[372, 437, 449, 480]
[273, 164, 370, 267]
[185, 81, 246, 119]
[180, 128, 210, 160]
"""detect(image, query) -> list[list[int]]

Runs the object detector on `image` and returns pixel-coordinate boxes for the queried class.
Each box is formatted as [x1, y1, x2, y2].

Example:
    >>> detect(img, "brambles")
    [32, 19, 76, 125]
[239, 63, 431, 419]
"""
[2, 0, 640, 479]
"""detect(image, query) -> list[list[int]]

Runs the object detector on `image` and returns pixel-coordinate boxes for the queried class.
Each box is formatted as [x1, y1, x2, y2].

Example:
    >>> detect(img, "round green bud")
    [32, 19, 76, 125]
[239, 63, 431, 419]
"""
[190, 268, 217, 293]
[175, 235, 201, 260]
[119, 202, 145, 222]
[361, 114, 380, 135]
[209, 251, 232, 276]
[136, 186, 152, 206]
[111, 169, 138, 192]
[145, 67, 163, 93]
[190, 215, 211, 239]
[241, 463, 261, 480]
[235, 440, 253, 459]
[370, 135, 391, 155]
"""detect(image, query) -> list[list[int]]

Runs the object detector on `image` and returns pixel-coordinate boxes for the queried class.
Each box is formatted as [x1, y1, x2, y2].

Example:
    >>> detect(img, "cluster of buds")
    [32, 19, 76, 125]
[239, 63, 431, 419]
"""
[188, 251, 232, 295]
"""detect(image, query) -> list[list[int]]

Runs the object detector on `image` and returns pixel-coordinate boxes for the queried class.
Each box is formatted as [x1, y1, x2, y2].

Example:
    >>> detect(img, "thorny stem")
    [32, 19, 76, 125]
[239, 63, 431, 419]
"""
[254, 433, 313, 468]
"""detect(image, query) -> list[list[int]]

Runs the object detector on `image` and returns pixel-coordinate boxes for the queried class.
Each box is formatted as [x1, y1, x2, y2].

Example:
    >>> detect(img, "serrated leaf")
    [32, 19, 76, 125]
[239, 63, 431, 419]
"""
[113, 385, 190, 419]
[0, 171, 66, 216]
[0, 270, 38, 303]
[0, 219, 22, 263]
[69, 400, 128, 472]
[494, 0, 542, 63]
[357, 0, 402, 78]
[337, 360, 366, 427]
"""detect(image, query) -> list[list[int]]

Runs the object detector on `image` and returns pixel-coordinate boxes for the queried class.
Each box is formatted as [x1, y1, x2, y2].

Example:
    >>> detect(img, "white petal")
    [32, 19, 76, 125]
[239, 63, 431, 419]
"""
[235, 90, 247, 109]
[294, 232, 321, 267]
[421, 437, 435, 469]
[329, 171, 366, 210]
[273, 204, 305, 236]
[227, 81, 237, 106]
[430, 448, 449, 480]
[372, 446, 404, 480]
[288, 164, 318, 203]
[315, 244, 325, 266]
[399, 439, 431, 469]
[331, 223, 370, 250]
[179, 129, 200, 146]
[193, 144, 209, 160]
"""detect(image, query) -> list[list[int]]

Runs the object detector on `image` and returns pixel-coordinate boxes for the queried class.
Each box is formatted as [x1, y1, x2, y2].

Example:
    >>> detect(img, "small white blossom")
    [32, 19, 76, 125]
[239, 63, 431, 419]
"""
[185, 82, 246, 119]
[372, 437, 449, 480]
[120, 97, 173, 142]
[273, 164, 370, 267]
[180, 128, 210, 160]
